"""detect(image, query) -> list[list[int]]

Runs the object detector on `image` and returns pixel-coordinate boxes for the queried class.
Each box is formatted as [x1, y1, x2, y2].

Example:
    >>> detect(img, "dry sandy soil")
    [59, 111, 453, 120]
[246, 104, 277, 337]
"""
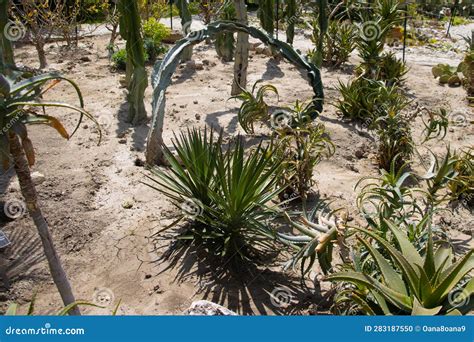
[0, 20, 472, 315]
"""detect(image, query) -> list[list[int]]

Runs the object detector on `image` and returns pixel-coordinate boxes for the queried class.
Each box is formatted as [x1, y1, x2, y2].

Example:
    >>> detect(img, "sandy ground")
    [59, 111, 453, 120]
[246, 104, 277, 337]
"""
[0, 19, 472, 315]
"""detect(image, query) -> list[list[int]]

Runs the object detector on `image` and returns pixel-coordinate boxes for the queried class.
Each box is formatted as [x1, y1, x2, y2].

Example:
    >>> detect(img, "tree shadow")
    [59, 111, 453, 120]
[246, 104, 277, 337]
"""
[115, 102, 149, 152]
[318, 114, 376, 142]
[262, 58, 285, 81]
[0, 226, 46, 291]
[205, 109, 240, 134]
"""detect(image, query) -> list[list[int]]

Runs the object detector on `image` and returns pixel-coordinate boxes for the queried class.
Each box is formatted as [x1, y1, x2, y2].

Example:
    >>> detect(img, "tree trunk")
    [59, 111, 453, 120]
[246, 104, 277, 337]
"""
[231, 0, 249, 95]
[8, 133, 80, 315]
[0, 0, 15, 72]
[35, 41, 48, 69]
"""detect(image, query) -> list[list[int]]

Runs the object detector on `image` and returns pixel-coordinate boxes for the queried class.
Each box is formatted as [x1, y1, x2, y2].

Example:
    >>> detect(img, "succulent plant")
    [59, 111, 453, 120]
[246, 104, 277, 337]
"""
[432, 63, 462, 87]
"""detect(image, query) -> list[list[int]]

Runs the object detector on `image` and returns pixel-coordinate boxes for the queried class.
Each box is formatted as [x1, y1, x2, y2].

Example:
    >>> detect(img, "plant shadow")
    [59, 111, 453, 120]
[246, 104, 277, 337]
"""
[151, 230, 328, 315]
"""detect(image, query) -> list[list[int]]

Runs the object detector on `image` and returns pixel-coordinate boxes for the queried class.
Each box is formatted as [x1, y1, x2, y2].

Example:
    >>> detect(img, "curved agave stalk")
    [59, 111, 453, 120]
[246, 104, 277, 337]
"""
[146, 21, 324, 165]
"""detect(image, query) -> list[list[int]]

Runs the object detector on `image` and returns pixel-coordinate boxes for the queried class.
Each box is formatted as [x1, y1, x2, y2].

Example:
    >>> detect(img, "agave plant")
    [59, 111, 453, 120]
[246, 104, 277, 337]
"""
[0, 70, 99, 315]
[378, 52, 408, 86]
[230, 80, 278, 134]
[459, 51, 474, 102]
[326, 222, 474, 315]
[145, 128, 284, 263]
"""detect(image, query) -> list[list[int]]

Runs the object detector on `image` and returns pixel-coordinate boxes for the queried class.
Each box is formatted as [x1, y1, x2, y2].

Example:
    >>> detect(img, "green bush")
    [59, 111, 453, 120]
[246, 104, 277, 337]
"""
[111, 49, 128, 71]
[142, 18, 170, 62]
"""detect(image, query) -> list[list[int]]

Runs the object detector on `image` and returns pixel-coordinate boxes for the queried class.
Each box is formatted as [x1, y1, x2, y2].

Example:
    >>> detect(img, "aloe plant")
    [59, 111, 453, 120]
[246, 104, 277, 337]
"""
[145, 21, 324, 165]
[0, 70, 100, 315]
[230, 80, 278, 134]
[327, 222, 474, 315]
[118, 0, 148, 125]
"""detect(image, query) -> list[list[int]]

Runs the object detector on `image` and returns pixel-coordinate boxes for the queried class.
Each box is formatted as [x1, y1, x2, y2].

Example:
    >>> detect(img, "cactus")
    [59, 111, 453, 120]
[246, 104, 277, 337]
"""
[145, 21, 324, 166]
[432, 63, 462, 87]
[259, 0, 275, 36]
[314, 0, 328, 68]
[175, 0, 193, 61]
[215, 2, 236, 62]
[118, 0, 148, 125]
[286, 0, 296, 45]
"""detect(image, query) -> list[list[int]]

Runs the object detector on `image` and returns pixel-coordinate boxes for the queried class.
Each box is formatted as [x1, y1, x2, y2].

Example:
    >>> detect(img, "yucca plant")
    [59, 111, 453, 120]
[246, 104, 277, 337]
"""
[145, 128, 284, 264]
[326, 221, 474, 315]
[272, 101, 334, 200]
[0, 70, 100, 315]
[230, 80, 278, 134]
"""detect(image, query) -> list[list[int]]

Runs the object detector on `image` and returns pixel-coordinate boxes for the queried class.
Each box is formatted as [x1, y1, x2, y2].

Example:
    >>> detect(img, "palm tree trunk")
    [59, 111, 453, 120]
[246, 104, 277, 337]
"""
[231, 0, 249, 95]
[8, 133, 80, 315]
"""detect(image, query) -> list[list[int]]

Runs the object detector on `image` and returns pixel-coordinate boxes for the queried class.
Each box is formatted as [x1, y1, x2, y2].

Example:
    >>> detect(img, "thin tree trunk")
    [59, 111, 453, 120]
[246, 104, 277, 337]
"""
[0, 0, 15, 72]
[8, 133, 80, 315]
[231, 0, 249, 95]
[35, 41, 47, 69]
